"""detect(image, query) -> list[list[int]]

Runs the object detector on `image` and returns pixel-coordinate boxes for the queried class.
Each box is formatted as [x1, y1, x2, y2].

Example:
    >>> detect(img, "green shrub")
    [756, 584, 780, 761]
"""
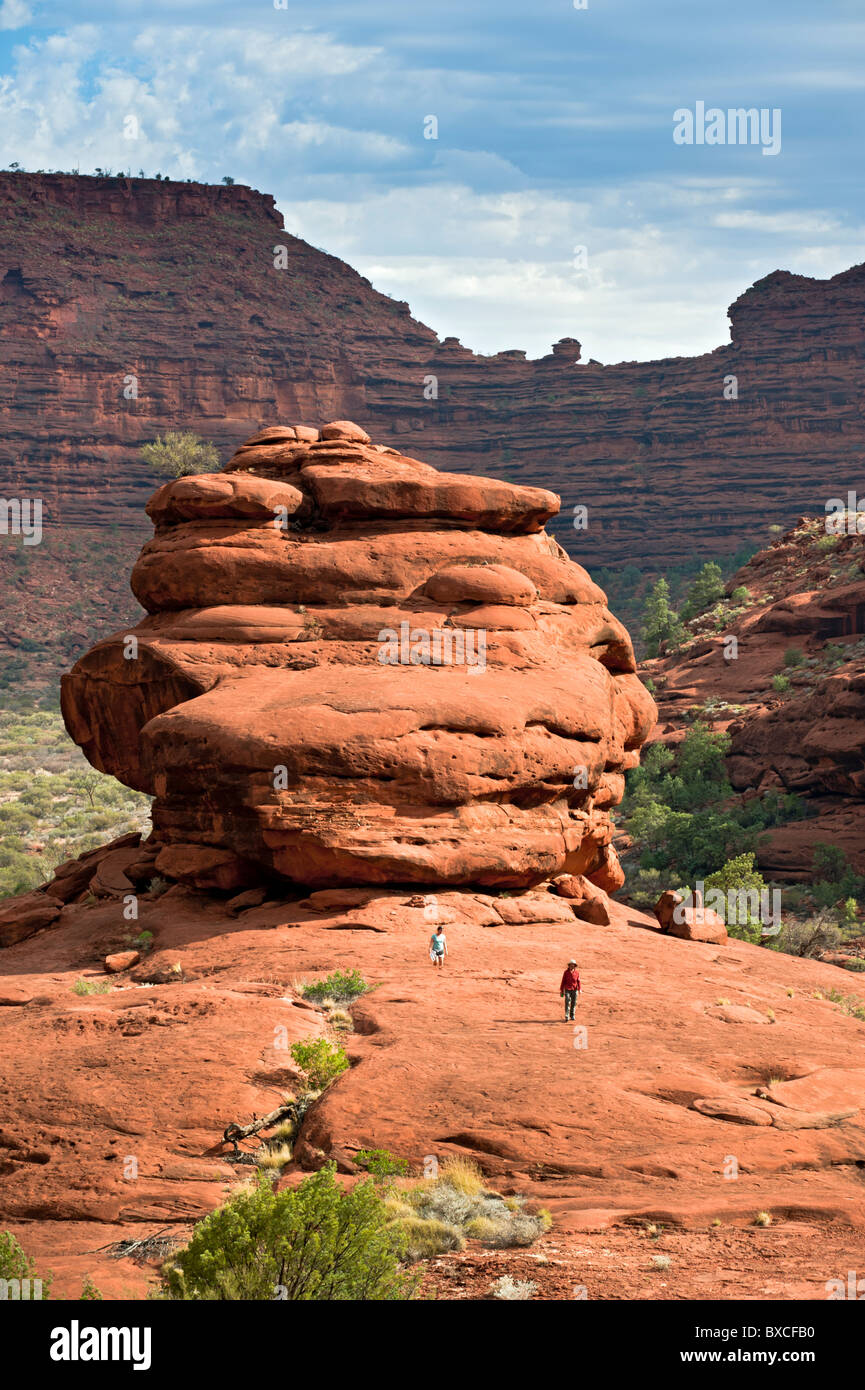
[0, 1230, 51, 1296]
[680, 562, 725, 621]
[156, 1166, 416, 1300]
[619, 726, 809, 908]
[398, 1217, 464, 1261]
[730, 586, 751, 604]
[289, 1037, 349, 1090]
[302, 970, 368, 1005]
[355, 1148, 410, 1179]
[777, 915, 841, 958]
[72, 979, 111, 996]
[641, 578, 685, 657]
[772, 673, 791, 693]
[783, 647, 805, 668]
[703, 852, 768, 943]
[140, 431, 219, 478]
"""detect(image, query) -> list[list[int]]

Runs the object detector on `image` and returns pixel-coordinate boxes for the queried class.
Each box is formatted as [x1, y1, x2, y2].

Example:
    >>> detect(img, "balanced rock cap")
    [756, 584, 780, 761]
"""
[61, 421, 656, 891]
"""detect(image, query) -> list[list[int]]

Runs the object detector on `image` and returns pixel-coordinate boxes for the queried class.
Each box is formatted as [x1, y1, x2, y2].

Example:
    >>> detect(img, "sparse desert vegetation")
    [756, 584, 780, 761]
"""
[0, 701, 151, 899]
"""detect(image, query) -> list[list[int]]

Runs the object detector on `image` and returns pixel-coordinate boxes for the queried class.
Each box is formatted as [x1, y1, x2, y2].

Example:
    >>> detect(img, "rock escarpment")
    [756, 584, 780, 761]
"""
[2, 171, 865, 580]
[61, 423, 655, 890]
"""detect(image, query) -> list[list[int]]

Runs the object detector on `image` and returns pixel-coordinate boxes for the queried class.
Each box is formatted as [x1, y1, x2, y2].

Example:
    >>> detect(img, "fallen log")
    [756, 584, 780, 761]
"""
[223, 1102, 297, 1154]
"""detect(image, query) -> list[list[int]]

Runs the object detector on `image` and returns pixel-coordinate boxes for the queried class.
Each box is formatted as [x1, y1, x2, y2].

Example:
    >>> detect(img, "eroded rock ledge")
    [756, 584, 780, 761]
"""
[61, 421, 655, 890]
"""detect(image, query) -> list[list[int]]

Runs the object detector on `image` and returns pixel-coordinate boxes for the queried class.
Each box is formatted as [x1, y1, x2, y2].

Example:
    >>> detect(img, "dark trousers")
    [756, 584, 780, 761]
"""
[564, 989, 578, 1020]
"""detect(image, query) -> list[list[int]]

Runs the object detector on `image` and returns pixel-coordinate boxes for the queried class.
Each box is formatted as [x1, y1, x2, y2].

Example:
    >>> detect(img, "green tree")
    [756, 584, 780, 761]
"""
[680, 562, 725, 620]
[641, 578, 685, 657]
[156, 1166, 416, 1301]
[140, 431, 220, 479]
[703, 852, 767, 943]
[0, 1230, 51, 1296]
[290, 1037, 349, 1090]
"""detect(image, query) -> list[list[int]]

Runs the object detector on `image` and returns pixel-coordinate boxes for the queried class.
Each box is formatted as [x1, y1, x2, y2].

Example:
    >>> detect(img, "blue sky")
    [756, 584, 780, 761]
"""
[1, 0, 862, 361]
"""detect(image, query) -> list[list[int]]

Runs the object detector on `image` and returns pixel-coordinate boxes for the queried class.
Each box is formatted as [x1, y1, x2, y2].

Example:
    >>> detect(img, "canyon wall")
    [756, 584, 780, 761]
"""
[2, 172, 865, 581]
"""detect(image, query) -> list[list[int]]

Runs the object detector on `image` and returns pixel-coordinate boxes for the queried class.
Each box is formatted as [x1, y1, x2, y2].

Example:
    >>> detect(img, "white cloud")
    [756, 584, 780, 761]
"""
[0, 16, 859, 363]
[0, 0, 32, 30]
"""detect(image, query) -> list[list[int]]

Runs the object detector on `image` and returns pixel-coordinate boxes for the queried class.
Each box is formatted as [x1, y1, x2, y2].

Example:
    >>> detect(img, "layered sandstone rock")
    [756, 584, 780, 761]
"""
[3, 172, 865, 581]
[61, 423, 655, 890]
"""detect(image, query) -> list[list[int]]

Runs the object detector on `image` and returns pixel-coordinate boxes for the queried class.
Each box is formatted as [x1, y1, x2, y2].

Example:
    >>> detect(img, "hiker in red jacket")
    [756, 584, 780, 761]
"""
[560, 959, 581, 1020]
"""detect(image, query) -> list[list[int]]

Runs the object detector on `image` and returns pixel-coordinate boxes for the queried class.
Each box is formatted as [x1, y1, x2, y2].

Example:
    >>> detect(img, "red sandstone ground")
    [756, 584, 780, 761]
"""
[1, 879, 863, 1301]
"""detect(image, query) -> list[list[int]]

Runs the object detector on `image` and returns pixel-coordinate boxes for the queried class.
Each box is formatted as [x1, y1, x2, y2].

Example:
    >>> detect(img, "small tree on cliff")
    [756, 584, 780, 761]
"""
[140, 431, 220, 478]
[680, 562, 725, 621]
[642, 578, 684, 657]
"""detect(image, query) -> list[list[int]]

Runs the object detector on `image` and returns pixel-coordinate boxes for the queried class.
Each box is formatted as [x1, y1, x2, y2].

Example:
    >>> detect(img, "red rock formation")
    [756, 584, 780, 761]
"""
[644, 517, 865, 875]
[2, 170, 865, 589]
[61, 422, 655, 890]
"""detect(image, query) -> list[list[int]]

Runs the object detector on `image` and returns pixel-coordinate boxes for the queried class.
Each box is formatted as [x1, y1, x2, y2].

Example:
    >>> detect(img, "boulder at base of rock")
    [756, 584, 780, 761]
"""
[104, 951, 140, 973]
[0, 892, 62, 947]
[585, 843, 626, 894]
[89, 848, 141, 898]
[654, 890, 684, 931]
[154, 844, 257, 893]
[566, 877, 611, 925]
[226, 887, 268, 914]
[667, 907, 727, 944]
[0, 985, 34, 1006]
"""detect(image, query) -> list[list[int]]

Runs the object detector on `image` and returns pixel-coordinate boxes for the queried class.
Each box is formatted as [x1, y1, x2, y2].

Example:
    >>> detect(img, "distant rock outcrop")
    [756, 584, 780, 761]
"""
[644, 517, 865, 876]
[61, 422, 655, 890]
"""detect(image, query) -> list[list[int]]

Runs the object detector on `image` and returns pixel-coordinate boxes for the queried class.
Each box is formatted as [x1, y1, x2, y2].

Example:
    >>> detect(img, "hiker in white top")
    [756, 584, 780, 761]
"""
[430, 929, 448, 967]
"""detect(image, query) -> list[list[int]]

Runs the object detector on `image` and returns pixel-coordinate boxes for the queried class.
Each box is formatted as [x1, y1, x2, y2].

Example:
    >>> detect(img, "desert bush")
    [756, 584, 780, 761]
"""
[355, 1148, 410, 1179]
[0, 1231, 51, 1296]
[784, 647, 805, 667]
[254, 1142, 292, 1172]
[289, 1037, 349, 1090]
[437, 1154, 486, 1195]
[140, 431, 219, 478]
[398, 1217, 464, 1261]
[72, 979, 111, 996]
[155, 1165, 416, 1300]
[777, 917, 841, 958]
[491, 1275, 537, 1300]
[772, 673, 791, 693]
[401, 1171, 550, 1255]
[302, 969, 368, 1005]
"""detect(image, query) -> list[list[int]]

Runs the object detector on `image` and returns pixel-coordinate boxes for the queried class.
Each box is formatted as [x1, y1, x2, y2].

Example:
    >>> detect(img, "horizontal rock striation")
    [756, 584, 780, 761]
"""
[61, 422, 655, 889]
[2, 172, 865, 583]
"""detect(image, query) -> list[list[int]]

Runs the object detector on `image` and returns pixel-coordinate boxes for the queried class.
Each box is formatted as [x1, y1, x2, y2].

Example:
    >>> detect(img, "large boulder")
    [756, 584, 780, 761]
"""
[60, 422, 655, 890]
[0, 892, 62, 947]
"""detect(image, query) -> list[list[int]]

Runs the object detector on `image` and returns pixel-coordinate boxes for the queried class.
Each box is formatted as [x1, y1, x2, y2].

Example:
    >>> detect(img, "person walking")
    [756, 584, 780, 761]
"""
[560, 959, 581, 1020]
[430, 927, 448, 968]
